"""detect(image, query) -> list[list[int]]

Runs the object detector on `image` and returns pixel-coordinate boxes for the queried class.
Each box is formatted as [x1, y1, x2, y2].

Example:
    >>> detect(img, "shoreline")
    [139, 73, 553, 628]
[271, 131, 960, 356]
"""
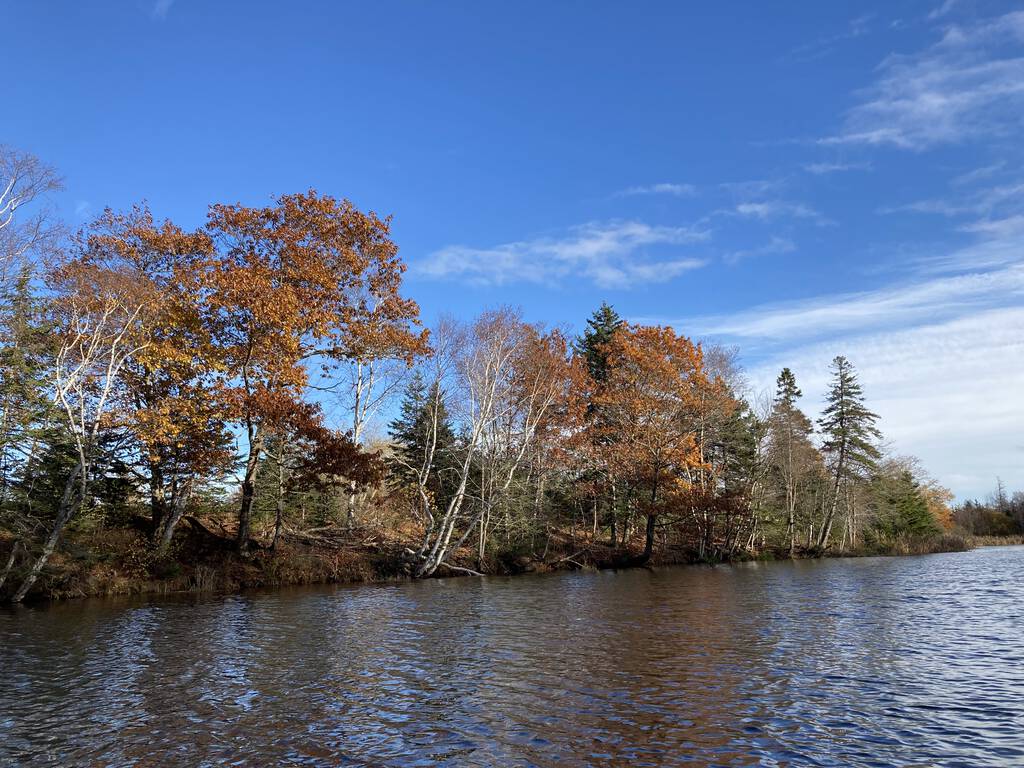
[6, 523, 1016, 606]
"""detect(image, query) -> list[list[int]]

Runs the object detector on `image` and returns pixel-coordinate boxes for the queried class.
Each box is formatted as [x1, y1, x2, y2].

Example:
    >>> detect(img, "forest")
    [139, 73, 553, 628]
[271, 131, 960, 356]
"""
[1, 145, 1021, 603]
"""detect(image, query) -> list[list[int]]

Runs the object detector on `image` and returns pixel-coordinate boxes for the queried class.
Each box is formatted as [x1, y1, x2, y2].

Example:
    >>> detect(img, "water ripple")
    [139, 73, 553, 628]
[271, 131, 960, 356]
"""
[2, 547, 1024, 766]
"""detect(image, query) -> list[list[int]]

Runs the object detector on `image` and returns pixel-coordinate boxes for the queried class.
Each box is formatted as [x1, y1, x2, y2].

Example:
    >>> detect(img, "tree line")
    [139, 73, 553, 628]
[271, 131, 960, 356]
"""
[0, 146, 1010, 602]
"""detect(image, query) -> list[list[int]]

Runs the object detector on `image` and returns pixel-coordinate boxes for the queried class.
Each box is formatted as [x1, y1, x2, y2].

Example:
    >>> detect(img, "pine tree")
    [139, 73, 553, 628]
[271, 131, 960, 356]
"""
[0, 268, 55, 514]
[573, 304, 625, 542]
[575, 302, 623, 383]
[769, 368, 816, 555]
[817, 356, 881, 548]
[868, 470, 939, 543]
[388, 373, 458, 514]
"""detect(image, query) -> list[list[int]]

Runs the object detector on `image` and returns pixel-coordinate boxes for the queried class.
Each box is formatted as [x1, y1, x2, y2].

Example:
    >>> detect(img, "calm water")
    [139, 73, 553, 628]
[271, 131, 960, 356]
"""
[2, 547, 1023, 767]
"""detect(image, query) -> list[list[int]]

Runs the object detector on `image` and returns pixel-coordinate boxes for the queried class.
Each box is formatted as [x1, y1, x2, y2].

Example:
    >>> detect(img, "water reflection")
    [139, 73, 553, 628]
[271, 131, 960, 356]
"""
[2, 547, 1023, 766]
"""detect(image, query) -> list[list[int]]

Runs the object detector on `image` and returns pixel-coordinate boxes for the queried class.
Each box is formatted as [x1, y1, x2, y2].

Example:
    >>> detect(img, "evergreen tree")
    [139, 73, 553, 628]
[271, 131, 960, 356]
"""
[769, 368, 817, 554]
[715, 398, 763, 496]
[388, 373, 459, 513]
[868, 469, 939, 542]
[573, 304, 626, 542]
[0, 268, 54, 509]
[575, 302, 623, 383]
[817, 356, 881, 547]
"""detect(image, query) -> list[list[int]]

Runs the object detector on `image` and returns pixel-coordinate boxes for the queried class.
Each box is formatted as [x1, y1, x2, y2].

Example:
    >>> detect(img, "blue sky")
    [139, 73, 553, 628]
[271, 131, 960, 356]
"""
[5, 0, 1023, 498]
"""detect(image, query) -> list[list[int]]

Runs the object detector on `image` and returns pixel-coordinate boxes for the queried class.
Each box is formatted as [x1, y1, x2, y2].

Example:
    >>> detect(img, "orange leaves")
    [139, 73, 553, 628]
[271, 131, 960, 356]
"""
[580, 323, 715, 502]
[203, 190, 427, 411]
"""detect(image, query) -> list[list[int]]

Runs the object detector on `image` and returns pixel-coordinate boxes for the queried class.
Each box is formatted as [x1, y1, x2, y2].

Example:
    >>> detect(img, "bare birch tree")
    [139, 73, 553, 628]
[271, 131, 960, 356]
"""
[11, 285, 149, 602]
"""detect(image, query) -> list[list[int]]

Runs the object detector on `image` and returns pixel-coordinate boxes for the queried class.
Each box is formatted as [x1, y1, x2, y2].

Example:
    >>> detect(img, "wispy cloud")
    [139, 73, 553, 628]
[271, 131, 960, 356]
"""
[822, 11, 1024, 150]
[416, 220, 710, 289]
[719, 178, 787, 198]
[787, 13, 875, 63]
[682, 265, 1024, 341]
[746, 306, 1024, 499]
[151, 0, 174, 20]
[733, 200, 832, 225]
[724, 236, 795, 266]
[951, 161, 1007, 186]
[640, 212, 1024, 497]
[803, 160, 872, 175]
[927, 0, 960, 22]
[617, 182, 697, 198]
[881, 181, 1024, 218]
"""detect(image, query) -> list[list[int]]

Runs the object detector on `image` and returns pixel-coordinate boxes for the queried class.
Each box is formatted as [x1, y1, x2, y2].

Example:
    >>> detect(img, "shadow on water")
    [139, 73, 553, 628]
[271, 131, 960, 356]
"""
[2, 547, 1023, 766]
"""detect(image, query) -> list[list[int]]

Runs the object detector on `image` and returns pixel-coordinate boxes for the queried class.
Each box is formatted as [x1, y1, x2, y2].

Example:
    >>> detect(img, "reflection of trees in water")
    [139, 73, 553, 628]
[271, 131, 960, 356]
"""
[5, 549, 1024, 766]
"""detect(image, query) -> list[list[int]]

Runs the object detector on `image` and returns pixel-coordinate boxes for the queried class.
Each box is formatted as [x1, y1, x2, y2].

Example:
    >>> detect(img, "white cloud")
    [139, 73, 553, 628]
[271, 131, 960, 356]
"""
[733, 200, 832, 225]
[416, 220, 710, 289]
[787, 13, 875, 63]
[719, 178, 786, 198]
[951, 161, 1006, 186]
[822, 11, 1024, 150]
[681, 264, 1024, 341]
[744, 307, 1024, 499]
[803, 160, 872, 175]
[960, 213, 1024, 238]
[928, 0, 959, 22]
[724, 236, 796, 265]
[618, 183, 697, 198]
[882, 180, 1024, 218]
[151, 0, 174, 19]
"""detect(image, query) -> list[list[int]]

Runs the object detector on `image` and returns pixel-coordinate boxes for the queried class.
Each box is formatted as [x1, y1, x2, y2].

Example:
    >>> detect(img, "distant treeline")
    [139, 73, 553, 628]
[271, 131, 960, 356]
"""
[0, 146, 1016, 602]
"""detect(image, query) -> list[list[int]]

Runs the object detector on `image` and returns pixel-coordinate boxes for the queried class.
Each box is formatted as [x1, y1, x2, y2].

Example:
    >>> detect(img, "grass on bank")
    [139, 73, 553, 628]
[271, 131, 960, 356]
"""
[1, 520, 1019, 603]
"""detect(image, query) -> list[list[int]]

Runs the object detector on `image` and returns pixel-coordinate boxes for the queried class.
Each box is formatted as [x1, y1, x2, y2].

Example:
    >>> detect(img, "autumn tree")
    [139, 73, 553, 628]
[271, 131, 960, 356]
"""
[203, 191, 426, 550]
[11, 256, 152, 602]
[592, 324, 710, 563]
[684, 344, 747, 557]
[71, 206, 234, 551]
[405, 310, 574, 576]
[474, 319, 577, 563]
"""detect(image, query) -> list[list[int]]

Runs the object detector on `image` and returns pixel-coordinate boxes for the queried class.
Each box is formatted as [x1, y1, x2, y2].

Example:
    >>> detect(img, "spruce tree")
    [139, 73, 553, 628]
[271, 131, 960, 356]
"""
[868, 470, 939, 543]
[575, 302, 623, 383]
[817, 356, 881, 547]
[769, 368, 816, 554]
[388, 373, 458, 512]
[0, 268, 55, 514]
[573, 303, 624, 543]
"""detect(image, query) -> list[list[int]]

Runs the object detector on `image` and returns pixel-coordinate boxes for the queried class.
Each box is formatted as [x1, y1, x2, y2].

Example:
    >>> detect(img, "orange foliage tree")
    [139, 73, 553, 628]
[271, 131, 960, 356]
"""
[73, 206, 235, 550]
[590, 324, 712, 562]
[203, 191, 427, 549]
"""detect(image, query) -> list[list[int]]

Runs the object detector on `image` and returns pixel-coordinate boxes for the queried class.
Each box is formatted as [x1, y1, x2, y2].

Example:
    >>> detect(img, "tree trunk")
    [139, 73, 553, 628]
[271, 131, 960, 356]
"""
[0, 540, 20, 592]
[786, 482, 796, 557]
[642, 513, 656, 562]
[237, 429, 264, 551]
[11, 464, 81, 603]
[271, 458, 285, 551]
[155, 482, 192, 554]
[817, 443, 847, 549]
[149, 459, 167, 546]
